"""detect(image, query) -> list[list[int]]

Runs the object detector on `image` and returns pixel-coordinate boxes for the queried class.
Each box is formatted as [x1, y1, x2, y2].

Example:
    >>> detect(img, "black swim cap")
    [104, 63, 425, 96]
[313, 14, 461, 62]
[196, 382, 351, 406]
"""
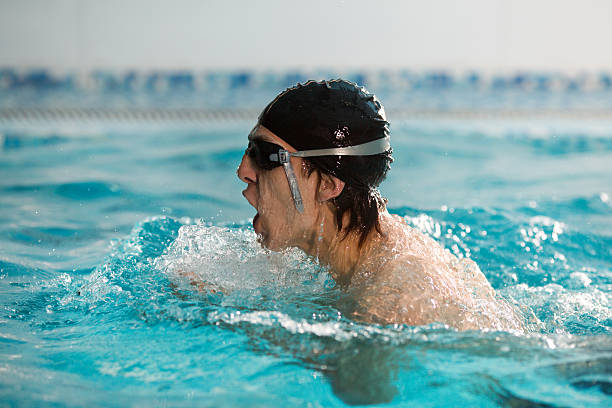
[259, 79, 392, 191]
[258, 79, 393, 246]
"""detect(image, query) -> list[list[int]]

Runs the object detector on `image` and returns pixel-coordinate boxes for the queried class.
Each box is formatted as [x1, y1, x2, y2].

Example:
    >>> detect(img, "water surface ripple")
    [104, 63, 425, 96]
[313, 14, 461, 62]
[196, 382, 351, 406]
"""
[1, 121, 610, 406]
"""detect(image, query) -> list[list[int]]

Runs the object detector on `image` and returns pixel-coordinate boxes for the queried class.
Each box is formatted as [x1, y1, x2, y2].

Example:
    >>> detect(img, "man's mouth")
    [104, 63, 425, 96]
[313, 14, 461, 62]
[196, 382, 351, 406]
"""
[242, 188, 262, 236]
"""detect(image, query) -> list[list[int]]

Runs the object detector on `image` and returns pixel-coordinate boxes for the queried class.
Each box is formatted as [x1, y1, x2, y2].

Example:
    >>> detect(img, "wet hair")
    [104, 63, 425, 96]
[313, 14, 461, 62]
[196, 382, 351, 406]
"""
[258, 79, 393, 245]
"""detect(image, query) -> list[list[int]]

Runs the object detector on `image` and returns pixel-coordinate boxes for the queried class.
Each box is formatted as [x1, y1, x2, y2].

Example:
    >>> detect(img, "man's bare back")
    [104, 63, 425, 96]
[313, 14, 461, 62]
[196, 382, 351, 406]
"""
[346, 214, 525, 331]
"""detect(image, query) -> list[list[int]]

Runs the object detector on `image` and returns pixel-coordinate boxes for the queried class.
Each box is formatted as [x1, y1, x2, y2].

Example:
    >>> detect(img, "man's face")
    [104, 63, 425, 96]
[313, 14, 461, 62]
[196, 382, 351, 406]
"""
[237, 125, 319, 251]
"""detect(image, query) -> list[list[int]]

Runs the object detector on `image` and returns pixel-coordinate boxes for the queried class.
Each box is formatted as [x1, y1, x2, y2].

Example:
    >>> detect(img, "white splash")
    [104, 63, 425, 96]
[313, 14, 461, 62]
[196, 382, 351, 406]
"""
[154, 223, 330, 294]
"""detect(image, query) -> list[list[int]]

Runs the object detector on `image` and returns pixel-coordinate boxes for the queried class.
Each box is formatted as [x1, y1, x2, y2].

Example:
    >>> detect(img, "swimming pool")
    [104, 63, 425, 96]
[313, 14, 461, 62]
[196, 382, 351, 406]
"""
[1, 70, 611, 406]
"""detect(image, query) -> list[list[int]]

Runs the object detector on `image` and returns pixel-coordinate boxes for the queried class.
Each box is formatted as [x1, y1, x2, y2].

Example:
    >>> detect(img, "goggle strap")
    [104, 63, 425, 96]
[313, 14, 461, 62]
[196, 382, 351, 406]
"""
[266, 137, 389, 214]
[282, 160, 304, 213]
[291, 136, 390, 158]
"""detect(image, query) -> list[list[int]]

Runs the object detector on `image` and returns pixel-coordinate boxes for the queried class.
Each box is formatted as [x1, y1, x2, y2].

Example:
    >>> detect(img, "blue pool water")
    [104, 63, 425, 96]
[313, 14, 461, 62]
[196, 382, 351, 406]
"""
[1, 73, 611, 406]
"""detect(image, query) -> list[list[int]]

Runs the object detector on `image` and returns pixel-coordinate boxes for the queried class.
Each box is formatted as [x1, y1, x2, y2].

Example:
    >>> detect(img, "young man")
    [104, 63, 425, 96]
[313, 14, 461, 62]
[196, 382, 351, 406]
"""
[237, 80, 524, 331]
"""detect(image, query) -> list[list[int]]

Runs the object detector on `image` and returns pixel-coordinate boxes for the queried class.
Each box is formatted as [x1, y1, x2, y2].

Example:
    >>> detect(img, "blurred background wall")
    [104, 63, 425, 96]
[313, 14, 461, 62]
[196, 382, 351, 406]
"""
[1, 0, 612, 72]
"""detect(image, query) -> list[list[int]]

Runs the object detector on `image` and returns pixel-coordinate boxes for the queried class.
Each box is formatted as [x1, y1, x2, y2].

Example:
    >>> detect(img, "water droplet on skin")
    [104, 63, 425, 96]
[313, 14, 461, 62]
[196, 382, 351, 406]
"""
[334, 126, 349, 141]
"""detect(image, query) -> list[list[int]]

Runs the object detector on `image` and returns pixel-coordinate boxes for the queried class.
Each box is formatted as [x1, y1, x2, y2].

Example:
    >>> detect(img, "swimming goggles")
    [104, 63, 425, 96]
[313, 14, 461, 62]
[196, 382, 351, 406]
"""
[246, 136, 390, 213]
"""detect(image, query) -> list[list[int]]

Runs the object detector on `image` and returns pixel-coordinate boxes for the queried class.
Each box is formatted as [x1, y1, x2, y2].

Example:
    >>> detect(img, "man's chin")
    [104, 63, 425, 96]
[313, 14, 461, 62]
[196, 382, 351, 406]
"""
[255, 233, 266, 246]
[256, 235, 288, 252]
[252, 220, 290, 251]
[258, 237, 276, 251]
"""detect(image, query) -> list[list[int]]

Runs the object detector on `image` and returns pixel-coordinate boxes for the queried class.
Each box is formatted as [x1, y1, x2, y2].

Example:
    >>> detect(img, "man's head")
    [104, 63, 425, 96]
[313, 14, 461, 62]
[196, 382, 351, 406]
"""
[238, 79, 392, 249]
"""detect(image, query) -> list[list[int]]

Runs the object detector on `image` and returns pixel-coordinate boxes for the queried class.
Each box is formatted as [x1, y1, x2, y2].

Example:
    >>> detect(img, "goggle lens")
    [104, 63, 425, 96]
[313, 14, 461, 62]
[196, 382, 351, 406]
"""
[246, 140, 284, 170]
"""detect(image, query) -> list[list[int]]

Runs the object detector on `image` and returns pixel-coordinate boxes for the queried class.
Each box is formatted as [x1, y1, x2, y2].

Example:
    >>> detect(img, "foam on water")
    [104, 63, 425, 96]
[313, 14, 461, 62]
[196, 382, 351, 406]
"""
[401, 206, 611, 335]
[156, 222, 331, 295]
[2, 208, 611, 407]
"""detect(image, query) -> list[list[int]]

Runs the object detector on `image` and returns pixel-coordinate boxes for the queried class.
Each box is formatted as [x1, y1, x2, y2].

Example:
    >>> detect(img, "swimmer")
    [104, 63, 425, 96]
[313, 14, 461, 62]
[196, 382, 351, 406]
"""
[237, 80, 524, 331]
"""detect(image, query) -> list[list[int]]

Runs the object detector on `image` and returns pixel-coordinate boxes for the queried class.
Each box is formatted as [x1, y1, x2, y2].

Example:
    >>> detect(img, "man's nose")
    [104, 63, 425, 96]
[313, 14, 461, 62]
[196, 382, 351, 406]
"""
[237, 154, 257, 184]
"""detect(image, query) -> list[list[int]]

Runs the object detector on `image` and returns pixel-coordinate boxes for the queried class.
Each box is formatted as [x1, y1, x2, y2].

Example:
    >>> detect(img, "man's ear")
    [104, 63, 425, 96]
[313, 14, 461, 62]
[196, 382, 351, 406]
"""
[318, 174, 345, 202]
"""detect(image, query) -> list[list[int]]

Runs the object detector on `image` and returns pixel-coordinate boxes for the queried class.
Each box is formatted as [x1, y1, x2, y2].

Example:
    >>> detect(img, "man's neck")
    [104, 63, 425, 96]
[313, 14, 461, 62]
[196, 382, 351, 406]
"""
[300, 208, 385, 286]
